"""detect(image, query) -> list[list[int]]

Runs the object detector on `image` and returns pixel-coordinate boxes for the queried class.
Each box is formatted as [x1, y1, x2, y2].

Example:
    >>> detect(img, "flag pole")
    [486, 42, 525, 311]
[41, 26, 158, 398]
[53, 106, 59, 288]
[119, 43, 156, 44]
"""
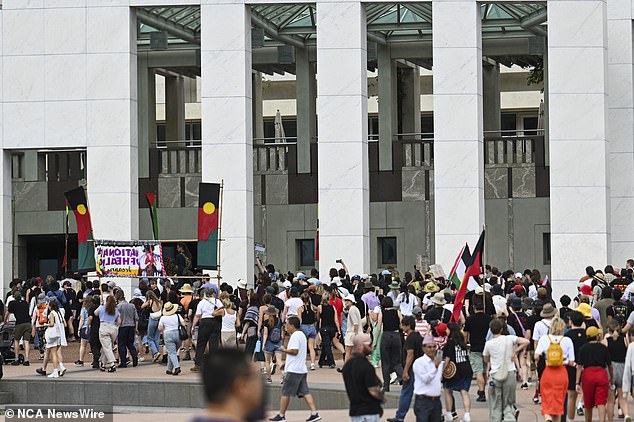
[215, 179, 225, 283]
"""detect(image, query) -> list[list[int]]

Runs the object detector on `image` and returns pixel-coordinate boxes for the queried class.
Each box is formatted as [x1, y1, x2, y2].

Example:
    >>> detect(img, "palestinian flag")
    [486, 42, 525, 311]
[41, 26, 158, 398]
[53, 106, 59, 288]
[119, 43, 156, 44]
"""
[451, 230, 485, 322]
[197, 183, 221, 270]
[64, 187, 96, 272]
[146, 193, 159, 240]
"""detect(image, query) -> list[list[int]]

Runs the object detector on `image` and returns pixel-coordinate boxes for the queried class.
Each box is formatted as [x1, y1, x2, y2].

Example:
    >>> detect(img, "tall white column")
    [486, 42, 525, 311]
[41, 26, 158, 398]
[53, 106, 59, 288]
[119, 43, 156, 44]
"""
[317, 1, 369, 274]
[201, 2, 254, 285]
[296, 48, 316, 174]
[432, 0, 485, 269]
[378, 44, 396, 171]
[86, 5, 138, 242]
[0, 152, 11, 297]
[607, 0, 634, 266]
[548, 0, 609, 298]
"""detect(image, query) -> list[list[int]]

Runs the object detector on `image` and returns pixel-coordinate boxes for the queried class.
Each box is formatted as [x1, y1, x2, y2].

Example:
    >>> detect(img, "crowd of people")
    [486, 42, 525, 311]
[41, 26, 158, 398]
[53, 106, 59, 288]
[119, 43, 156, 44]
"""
[5, 255, 634, 422]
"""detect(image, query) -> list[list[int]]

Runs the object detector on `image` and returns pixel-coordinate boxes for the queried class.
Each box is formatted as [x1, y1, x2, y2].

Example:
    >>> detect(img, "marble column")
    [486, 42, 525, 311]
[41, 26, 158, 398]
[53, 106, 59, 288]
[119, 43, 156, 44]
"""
[137, 55, 156, 178]
[86, 5, 138, 297]
[548, 0, 609, 298]
[399, 66, 421, 135]
[253, 72, 264, 142]
[296, 48, 316, 174]
[607, 0, 634, 266]
[201, 2, 254, 285]
[432, 0, 485, 269]
[316, 1, 370, 274]
[0, 151, 11, 297]
[482, 62, 501, 132]
[165, 76, 186, 147]
[378, 44, 397, 171]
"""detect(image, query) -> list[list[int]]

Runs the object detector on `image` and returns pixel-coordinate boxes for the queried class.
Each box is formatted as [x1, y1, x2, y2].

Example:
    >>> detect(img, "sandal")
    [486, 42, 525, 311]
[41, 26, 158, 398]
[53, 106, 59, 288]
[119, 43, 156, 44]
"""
[107, 365, 116, 373]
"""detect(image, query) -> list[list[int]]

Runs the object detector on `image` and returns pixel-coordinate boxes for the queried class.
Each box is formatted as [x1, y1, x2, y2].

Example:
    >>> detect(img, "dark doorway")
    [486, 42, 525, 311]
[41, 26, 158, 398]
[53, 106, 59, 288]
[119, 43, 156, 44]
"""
[25, 234, 78, 279]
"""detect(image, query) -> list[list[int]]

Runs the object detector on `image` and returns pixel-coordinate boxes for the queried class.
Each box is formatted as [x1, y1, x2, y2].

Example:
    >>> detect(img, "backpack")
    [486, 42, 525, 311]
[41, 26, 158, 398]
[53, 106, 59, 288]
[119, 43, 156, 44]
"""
[612, 302, 629, 325]
[269, 318, 282, 344]
[546, 335, 564, 367]
[37, 304, 48, 325]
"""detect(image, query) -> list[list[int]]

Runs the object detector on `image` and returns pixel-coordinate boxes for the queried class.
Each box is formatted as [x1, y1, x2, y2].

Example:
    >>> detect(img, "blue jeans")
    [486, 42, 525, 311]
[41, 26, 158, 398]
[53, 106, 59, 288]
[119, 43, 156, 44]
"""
[164, 330, 181, 371]
[350, 415, 380, 422]
[395, 371, 415, 420]
[147, 318, 160, 355]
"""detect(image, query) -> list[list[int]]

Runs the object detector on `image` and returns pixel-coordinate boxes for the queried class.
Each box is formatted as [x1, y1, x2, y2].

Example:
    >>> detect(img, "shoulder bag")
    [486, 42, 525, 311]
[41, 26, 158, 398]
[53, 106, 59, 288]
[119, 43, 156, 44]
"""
[177, 315, 189, 341]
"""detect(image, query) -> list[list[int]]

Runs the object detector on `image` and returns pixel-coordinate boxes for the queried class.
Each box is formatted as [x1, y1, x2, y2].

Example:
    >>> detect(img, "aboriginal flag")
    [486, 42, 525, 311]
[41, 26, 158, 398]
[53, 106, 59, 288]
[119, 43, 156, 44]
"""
[64, 187, 96, 271]
[197, 183, 221, 270]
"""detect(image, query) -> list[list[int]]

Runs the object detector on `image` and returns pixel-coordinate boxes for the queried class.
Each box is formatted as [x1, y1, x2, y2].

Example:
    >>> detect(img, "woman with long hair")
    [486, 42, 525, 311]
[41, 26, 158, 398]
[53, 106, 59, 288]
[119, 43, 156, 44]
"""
[141, 290, 163, 362]
[395, 284, 419, 316]
[242, 292, 262, 357]
[261, 305, 283, 383]
[370, 304, 383, 368]
[442, 322, 473, 422]
[604, 320, 628, 421]
[213, 299, 237, 348]
[95, 295, 121, 372]
[380, 296, 403, 392]
[534, 316, 575, 422]
[298, 292, 319, 370]
[74, 299, 92, 366]
[35, 299, 67, 378]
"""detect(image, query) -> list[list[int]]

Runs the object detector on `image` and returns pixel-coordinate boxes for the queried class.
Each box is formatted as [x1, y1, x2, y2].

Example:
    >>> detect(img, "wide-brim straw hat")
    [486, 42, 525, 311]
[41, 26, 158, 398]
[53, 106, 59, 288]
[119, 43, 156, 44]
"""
[162, 302, 178, 316]
[431, 292, 447, 306]
[179, 283, 193, 293]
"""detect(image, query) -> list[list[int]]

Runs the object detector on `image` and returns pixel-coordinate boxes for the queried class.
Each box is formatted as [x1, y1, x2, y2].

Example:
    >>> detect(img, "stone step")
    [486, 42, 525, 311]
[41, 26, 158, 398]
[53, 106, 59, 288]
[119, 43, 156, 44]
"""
[0, 391, 13, 404]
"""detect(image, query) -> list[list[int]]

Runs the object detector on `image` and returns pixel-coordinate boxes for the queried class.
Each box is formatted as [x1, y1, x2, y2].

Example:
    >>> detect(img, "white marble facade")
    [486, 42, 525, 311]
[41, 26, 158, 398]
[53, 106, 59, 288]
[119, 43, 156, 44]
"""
[0, 0, 633, 299]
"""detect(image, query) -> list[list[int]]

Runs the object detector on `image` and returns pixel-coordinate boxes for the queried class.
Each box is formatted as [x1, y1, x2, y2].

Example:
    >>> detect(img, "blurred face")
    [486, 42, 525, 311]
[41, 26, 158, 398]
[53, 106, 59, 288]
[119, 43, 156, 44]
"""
[423, 343, 437, 358]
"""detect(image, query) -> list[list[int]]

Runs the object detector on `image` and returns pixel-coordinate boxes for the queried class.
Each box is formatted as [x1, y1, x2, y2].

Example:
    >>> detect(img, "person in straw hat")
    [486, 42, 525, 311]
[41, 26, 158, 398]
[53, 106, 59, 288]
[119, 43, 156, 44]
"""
[421, 281, 440, 313]
[425, 292, 451, 325]
[178, 283, 194, 361]
[158, 302, 186, 375]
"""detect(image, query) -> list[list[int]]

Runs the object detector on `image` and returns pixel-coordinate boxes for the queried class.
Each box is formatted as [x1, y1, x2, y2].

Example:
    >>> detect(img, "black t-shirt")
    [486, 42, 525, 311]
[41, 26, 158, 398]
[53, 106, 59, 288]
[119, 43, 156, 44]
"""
[382, 309, 400, 331]
[424, 306, 451, 324]
[464, 312, 491, 352]
[584, 317, 599, 329]
[342, 354, 382, 416]
[8, 300, 30, 324]
[565, 328, 587, 357]
[404, 331, 423, 364]
[320, 304, 336, 327]
[88, 304, 100, 339]
[271, 296, 285, 314]
[607, 334, 627, 363]
[443, 338, 473, 379]
[578, 342, 611, 368]
[310, 293, 322, 308]
[607, 301, 634, 325]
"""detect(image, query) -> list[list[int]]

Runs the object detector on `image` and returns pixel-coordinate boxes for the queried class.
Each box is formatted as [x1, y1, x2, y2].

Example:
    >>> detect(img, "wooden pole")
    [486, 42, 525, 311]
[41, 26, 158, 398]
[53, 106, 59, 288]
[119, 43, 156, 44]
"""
[216, 179, 225, 283]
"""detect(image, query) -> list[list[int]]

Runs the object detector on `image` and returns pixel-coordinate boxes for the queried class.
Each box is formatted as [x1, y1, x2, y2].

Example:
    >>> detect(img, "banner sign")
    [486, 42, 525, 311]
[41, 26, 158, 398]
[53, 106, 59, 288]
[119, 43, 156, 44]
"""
[94, 240, 166, 278]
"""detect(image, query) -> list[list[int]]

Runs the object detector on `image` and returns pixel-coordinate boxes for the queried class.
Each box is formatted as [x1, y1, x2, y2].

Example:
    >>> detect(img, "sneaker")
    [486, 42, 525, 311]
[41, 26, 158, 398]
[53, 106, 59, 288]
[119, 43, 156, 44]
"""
[152, 352, 161, 362]
[48, 370, 59, 378]
[138, 356, 146, 362]
[514, 408, 520, 421]
[269, 415, 287, 422]
[271, 362, 277, 375]
[306, 414, 321, 422]
[166, 370, 172, 375]
[461, 412, 471, 422]
[11, 360, 20, 366]
[23, 361, 30, 366]
[444, 413, 453, 422]
[520, 382, 529, 390]
[390, 373, 398, 385]
[59, 367, 67, 377]
[386, 418, 404, 422]
[36, 368, 47, 376]
[173, 368, 181, 376]
[190, 365, 201, 372]
[625, 416, 631, 422]
[476, 391, 486, 402]
[533, 391, 540, 404]
[266, 378, 273, 384]
[336, 367, 343, 373]
[310, 363, 315, 371]
[160, 355, 168, 365]
[577, 407, 585, 416]
[183, 351, 192, 361]
[39, 354, 44, 360]
[451, 412, 459, 420]
[132, 356, 138, 367]
[74, 360, 84, 367]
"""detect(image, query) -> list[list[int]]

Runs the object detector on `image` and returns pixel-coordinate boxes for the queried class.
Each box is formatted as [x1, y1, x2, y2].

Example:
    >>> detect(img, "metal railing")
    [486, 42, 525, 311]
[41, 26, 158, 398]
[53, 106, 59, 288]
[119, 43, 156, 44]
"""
[253, 143, 292, 173]
[158, 148, 201, 175]
[484, 131, 545, 166]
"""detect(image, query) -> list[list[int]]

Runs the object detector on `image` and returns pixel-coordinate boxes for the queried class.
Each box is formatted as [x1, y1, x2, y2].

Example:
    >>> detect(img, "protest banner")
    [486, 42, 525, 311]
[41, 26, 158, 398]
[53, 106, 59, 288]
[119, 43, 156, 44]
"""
[94, 240, 165, 278]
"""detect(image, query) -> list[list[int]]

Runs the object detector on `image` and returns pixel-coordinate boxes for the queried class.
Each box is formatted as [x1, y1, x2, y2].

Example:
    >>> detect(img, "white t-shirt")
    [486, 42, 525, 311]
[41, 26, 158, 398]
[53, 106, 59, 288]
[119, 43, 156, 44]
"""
[285, 330, 307, 374]
[285, 297, 303, 317]
[196, 298, 222, 319]
[532, 318, 552, 342]
[492, 295, 507, 315]
[483, 335, 518, 374]
[221, 309, 237, 332]
[535, 334, 575, 364]
[159, 314, 181, 332]
[397, 293, 418, 316]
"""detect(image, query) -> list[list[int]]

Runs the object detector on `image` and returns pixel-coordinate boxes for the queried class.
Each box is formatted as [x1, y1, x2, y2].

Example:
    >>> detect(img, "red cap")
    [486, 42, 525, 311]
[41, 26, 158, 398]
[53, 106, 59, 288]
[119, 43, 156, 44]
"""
[580, 284, 592, 295]
[511, 285, 525, 292]
[436, 322, 448, 337]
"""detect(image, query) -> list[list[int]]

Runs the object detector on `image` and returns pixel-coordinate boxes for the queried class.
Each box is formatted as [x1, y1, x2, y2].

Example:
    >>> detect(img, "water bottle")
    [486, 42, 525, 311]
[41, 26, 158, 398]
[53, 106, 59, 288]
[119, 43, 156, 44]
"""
[255, 339, 262, 353]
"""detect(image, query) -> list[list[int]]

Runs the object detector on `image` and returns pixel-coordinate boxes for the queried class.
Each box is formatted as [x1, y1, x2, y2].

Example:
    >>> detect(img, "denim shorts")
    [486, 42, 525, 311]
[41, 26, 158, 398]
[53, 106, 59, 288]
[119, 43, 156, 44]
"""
[300, 324, 317, 339]
[264, 339, 283, 353]
[79, 326, 90, 341]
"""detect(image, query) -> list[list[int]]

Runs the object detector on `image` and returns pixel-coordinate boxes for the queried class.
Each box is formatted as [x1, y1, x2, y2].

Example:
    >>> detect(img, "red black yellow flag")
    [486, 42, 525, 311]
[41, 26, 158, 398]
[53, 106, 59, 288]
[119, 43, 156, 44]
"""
[197, 183, 220, 269]
[64, 187, 96, 271]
